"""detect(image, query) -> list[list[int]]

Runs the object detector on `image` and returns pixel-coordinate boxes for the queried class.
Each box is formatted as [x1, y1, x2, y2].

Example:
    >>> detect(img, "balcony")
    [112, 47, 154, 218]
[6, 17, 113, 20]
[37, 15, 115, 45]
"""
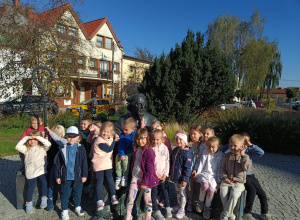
[78, 68, 112, 80]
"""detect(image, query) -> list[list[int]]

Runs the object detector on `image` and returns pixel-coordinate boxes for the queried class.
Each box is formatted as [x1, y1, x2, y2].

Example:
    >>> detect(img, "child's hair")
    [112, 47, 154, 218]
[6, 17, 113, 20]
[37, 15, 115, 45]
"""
[51, 125, 65, 137]
[152, 129, 164, 140]
[82, 116, 93, 124]
[229, 134, 244, 145]
[151, 120, 164, 131]
[207, 136, 220, 148]
[100, 121, 115, 136]
[26, 130, 43, 151]
[175, 130, 188, 136]
[124, 117, 136, 130]
[189, 125, 203, 142]
[93, 121, 102, 130]
[78, 133, 83, 142]
[204, 128, 215, 136]
[239, 132, 250, 139]
[30, 115, 43, 125]
[134, 128, 150, 148]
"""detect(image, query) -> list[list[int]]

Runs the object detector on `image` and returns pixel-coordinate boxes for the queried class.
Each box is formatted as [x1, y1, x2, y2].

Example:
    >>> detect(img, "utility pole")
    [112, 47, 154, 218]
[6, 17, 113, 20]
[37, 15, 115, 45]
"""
[111, 41, 115, 104]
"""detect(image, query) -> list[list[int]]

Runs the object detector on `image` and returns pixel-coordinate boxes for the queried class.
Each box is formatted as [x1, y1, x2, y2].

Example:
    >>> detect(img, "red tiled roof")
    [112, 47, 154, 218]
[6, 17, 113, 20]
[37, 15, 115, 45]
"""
[264, 88, 300, 94]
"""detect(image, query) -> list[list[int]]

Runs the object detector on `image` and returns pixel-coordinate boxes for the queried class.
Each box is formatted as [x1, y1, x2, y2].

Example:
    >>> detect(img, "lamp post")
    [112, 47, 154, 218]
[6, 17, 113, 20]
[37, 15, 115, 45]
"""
[31, 65, 55, 128]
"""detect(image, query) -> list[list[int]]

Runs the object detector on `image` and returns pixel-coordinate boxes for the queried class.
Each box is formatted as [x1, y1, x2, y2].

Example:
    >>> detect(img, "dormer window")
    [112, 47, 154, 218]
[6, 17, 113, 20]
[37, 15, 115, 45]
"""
[69, 27, 78, 41]
[57, 24, 66, 38]
[96, 36, 103, 47]
[105, 38, 112, 49]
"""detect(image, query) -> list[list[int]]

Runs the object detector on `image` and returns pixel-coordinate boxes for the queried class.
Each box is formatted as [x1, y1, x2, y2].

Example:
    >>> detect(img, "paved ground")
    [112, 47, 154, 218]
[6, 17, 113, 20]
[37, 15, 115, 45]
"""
[0, 153, 300, 220]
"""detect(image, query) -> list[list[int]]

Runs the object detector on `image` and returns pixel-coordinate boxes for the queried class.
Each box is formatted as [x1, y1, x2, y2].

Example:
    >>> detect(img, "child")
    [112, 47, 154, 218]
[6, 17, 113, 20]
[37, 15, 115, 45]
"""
[151, 129, 172, 220]
[221, 133, 271, 220]
[151, 121, 172, 156]
[186, 125, 203, 212]
[22, 115, 45, 138]
[170, 131, 192, 219]
[45, 125, 65, 210]
[55, 126, 88, 220]
[125, 128, 159, 220]
[195, 136, 224, 219]
[90, 122, 118, 212]
[220, 134, 252, 220]
[15, 130, 51, 213]
[115, 117, 137, 190]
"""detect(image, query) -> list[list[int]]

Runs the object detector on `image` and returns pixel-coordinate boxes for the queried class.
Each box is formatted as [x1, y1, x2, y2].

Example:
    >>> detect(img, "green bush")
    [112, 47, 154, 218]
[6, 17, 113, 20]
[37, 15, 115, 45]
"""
[212, 108, 300, 155]
[117, 105, 128, 115]
[96, 111, 108, 122]
[0, 113, 31, 129]
[48, 112, 78, 128]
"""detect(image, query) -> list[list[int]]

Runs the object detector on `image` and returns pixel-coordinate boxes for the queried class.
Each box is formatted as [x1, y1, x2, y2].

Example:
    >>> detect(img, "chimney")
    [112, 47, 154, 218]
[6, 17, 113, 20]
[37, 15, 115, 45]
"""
[13, 0, 20, 8]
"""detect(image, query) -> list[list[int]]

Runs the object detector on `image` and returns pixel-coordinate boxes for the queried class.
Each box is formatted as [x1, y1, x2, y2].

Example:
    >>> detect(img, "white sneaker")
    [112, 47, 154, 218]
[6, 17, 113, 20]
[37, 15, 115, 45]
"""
[111, 195, 119, 205]
[61, 210, 70, 220]
[121, 176, 128, 187]
[97, 200, 104, 211]
[75, 206, 84, 217]
[115, 177, 121, 190]
[172, 205, 180, 213]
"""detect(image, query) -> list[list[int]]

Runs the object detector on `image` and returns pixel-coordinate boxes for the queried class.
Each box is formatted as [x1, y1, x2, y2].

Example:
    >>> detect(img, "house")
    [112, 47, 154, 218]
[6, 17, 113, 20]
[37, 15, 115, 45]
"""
[263, 87, 300, 103]
[0, 1, 151, 109]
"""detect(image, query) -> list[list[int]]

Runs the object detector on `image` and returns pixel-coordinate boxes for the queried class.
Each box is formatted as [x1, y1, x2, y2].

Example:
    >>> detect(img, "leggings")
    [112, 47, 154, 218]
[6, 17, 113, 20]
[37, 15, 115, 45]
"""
[175, 183, 187, 209]
[199, 182, 215, 207]
[95, 169, 116, 201]
[125, 178, 152, 220]
[27, 174, 47, 202]
[151, 181, 170, 211]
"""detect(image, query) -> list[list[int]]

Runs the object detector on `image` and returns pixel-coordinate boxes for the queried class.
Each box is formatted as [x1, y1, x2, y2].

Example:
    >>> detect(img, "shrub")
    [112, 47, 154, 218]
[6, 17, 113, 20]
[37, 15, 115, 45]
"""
[96, 111, 108, 123]
[48, 112, 78, 128]
[164, 122, 187, 144]
[117, 105, 128, 116]
[0, 113, 31, 129]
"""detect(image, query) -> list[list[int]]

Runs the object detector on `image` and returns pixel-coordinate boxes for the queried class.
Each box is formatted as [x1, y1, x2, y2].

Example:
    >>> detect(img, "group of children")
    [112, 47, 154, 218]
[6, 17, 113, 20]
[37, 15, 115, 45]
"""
[15, 115, 271, 220]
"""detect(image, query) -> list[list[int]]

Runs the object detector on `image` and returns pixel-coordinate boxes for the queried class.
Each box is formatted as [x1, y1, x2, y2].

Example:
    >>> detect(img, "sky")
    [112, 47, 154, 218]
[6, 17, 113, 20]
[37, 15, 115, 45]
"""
[71, 0, 298, 88]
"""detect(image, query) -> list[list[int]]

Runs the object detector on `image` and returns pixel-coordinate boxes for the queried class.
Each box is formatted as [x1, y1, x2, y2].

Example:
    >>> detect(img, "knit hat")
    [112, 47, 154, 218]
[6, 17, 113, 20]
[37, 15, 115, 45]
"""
[66, 126, 79, 136]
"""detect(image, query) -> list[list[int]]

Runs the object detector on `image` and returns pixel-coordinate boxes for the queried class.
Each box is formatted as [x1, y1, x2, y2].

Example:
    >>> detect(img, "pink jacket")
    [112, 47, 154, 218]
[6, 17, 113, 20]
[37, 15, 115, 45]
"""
[91, 136, 113, 172]
[153, 143, 170, 178]
[22, 125, 45, 138]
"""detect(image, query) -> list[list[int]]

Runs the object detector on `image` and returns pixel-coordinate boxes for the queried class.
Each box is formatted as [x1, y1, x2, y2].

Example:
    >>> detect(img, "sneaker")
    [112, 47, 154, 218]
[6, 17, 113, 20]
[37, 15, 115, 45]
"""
[175, 208, 185, 219]
[203, 205, 211, 219]
[229, 213, 236, 220]
[97, 200, 104, 211]
[40, 197, 47, 209]
[111, 195, 119, 205]
[75, 206, 84, 217]
[172, 205, 180, 213]
[261, 214, 272, 220]
[47, 198, 54, 211]
[26, 202, 33, 214]
[121, 176, 128, 187]
[165, 207, 173, 218]
[196, 200, 204, 213]
[61, 210, 70, 220]
[242, 213, 254, 220]
[153, 210, 165, 220]
[115, 177, 121, 190]
[220, 212, 229, 220]
[186, 202, 192, 212]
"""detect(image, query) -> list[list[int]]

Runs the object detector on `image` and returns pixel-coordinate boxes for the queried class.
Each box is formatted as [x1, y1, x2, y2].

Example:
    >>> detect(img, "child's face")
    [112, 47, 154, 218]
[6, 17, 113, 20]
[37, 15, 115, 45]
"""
[203, 129, 214, 141]
[28, 137, 38, 146]
[151, 122, 162, 131]
[207, 141, 219, 154]
[81, 120, 91, 131]
[136, 135, 147, 148]
[123, 125, 135, 135]
[229, 141, 244, 154]
[175, 135, 186, 149]
[30, 120, 39, 130]
[66, 135, 79, 146]
[100, 128, 112, 139]
[152, 133, 163, 147]
[189, 129, 202, 142]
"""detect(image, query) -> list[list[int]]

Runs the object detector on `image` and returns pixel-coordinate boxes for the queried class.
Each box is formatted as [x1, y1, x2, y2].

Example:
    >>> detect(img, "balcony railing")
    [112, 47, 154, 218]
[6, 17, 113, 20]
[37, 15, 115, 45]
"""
[78, 68, 112, 80]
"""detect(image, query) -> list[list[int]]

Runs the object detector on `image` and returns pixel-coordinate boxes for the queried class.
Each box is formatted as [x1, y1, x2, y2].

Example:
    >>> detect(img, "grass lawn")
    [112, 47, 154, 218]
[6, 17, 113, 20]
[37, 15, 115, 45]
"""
[0, 128, 23, 157]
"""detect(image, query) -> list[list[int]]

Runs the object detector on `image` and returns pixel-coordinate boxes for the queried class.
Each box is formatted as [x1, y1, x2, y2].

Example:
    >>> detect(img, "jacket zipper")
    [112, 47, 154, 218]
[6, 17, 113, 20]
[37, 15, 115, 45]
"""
[171, 148, 180, 181]
[233, 154, 236, 180]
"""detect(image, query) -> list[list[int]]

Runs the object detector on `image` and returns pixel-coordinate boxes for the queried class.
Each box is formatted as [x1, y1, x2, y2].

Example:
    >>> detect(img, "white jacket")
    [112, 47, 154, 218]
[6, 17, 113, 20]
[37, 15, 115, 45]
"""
[15, 136, 51, 179]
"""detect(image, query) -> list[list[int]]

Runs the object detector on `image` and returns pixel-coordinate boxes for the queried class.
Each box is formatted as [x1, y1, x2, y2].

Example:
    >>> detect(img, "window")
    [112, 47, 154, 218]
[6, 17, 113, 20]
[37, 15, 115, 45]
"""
[89, 59, 96, 69]
[97, 100, 109, 105]
[113, 63, 119, 73]
[96, 35, 103, 47]
[78, 57, 85, 68]
[57, 24, 66, 38]
[105, 38, 112, 49]
[100, 60, 110, 78]
[129, 66, 136, 77]
[52, 84, 72, 98]
[69, 27, 78, 40]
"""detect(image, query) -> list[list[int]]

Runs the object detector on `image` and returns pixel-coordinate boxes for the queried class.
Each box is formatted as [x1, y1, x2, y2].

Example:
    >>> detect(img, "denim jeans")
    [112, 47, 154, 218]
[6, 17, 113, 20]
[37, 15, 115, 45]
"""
[47, 166, 56, 198]
[26, 174, 47, 202]
[61, 180, 83, 210]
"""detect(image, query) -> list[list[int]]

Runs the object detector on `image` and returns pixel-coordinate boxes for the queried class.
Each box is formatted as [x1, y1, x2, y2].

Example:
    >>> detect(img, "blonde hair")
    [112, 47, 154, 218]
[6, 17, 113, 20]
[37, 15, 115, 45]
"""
[30, 116, 43, 125]
[100, 121, 115, 136]
[229, 134, 244, 145]
[26, 130, 43, 151]
[51, 125, 65, 138]
[175, 130, 188, 136]
[189, 125, 203, 142]
[134, 128, 150, 149]
[207, 136, 220, 148]
[151, 120, 164, 131]
[152, 129, 164, 141]
[124, 117, 136, 130]
[204, 128, 215, 136]
[93, 121, 102, 129]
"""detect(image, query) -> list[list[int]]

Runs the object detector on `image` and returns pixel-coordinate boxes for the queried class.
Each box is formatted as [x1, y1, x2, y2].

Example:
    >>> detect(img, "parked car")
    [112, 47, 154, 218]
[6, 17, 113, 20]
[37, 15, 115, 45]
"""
[66, 99, 116, 116]
[292, 102, 300, 111]
[254, 101, 264, 108]
[220, 101, 242, 110]
[0, 95, 59, 117]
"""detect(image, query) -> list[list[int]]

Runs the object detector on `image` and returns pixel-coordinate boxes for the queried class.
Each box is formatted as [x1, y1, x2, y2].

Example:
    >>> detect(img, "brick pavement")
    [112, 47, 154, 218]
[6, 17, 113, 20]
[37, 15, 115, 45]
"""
[0, 153, 300, 220]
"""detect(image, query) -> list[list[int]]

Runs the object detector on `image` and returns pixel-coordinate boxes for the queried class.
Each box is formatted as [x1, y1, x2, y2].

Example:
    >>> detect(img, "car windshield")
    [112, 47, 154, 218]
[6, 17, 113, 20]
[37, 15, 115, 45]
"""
[79, 99, 92, 105]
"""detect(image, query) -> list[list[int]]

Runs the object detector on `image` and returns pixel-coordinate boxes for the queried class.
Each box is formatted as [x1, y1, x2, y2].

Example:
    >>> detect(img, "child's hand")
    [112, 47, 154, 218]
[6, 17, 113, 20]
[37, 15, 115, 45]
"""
[224, 179, 233, 184]
[160, 175, 166, 183]
[89, 124, 95, 131]
[141, 117, 145, 126]
[120, 156, 126, 161]
[181, 181, 187, 187]
[56, 178, 61, 184]
[82, 177, 87, 183]
[140, 184, 147, 190]
[244, 136, 252, 147]
[114, 134, 120, 142]
[45, 127, 51, 132]
[192, 170, 197, 178]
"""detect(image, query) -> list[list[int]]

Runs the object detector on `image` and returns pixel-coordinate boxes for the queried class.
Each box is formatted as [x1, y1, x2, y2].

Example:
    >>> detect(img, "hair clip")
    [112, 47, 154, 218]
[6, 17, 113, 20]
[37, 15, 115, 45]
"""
[140, 135, 148, 138]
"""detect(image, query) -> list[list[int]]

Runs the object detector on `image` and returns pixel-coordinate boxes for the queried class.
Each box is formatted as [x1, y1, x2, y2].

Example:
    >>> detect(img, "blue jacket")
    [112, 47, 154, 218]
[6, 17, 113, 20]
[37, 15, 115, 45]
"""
[169, 146, 192, 184]
[220, 144, 264, 175]
[118, 130, 136, 157]
[55, 143, 88, 187]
